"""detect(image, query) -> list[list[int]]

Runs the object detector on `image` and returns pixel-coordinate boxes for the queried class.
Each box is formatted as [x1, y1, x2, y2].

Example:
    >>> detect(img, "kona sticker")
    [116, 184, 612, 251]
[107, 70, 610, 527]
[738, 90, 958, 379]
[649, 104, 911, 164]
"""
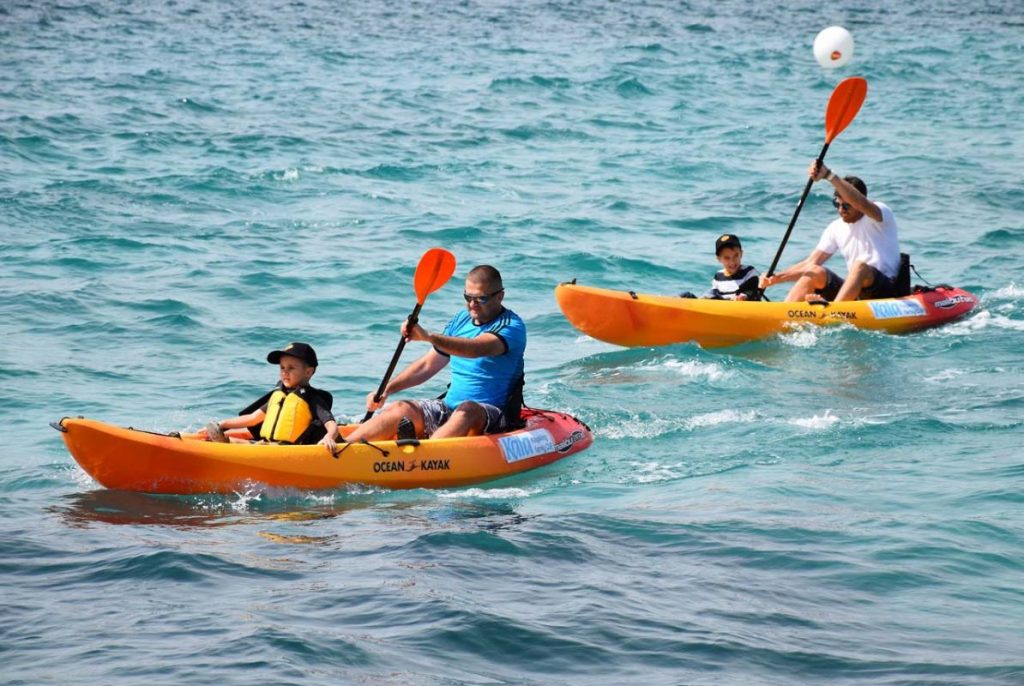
[498, 429, 555, 463]
[869, 300, 927, 319]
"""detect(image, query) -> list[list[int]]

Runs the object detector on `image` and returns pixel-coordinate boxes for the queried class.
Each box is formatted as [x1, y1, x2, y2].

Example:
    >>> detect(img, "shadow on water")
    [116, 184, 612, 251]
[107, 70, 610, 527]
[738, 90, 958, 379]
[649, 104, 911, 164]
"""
[559, 343, 710, 375]
[562, 324, 901, 373]
[50, 489, 351, 528]
[50, 486, 536, 533]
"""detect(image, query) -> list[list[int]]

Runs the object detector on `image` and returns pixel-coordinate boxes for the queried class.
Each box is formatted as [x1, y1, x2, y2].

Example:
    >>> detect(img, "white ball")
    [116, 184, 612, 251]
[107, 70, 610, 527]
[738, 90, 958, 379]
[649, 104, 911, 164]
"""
[813, 26, 854, 69]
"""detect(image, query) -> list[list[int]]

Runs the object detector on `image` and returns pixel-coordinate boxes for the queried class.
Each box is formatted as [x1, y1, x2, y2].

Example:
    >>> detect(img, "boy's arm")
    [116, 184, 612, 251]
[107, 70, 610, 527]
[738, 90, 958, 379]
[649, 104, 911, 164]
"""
[313, 397, 337, 433]
[736, 270, 762, 301]
[318, 419, 339, 450]
[219, 409, 265, 430]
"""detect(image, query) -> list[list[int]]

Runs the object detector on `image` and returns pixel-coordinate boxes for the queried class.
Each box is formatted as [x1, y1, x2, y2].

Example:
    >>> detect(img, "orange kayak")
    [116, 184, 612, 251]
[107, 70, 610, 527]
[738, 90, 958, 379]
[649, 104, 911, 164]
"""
[54, 409, 592, 494]
[555, 282, 978, 349]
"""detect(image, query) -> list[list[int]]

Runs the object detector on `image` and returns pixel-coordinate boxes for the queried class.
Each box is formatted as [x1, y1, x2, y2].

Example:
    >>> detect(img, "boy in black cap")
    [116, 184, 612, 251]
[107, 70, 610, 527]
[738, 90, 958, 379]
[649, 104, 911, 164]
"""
[201, 342, 339, 450]
[702, 234, 761, 301]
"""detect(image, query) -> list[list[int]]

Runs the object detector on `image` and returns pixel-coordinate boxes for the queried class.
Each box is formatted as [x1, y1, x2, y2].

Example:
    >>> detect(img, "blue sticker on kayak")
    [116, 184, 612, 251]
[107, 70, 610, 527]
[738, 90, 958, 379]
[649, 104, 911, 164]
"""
[869, 299, 927, 319]
[498, 428, 555, 463]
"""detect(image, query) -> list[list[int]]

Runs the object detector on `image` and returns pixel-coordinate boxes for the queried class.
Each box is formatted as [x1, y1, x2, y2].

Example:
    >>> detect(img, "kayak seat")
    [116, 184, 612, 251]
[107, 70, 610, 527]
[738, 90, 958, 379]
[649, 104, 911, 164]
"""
[895, 253, 912, 297]
[502, 374, 527, 430]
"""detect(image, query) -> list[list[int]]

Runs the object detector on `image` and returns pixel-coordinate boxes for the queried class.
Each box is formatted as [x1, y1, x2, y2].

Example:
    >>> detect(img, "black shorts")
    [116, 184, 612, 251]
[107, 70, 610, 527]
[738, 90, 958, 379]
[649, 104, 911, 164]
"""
[816, 266, 898, 301]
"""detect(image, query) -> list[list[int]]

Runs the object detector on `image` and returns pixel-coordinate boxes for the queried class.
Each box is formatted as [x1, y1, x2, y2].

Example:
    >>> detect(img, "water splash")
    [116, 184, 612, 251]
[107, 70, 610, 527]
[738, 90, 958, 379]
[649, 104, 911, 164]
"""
[788, 409, 839, 430]
[436, 487, 541, 500]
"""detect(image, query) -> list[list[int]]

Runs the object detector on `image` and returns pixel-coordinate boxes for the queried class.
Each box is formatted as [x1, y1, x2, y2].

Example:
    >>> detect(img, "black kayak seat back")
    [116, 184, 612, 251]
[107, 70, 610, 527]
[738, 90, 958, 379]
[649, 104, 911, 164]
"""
[895, 253, 912, 297]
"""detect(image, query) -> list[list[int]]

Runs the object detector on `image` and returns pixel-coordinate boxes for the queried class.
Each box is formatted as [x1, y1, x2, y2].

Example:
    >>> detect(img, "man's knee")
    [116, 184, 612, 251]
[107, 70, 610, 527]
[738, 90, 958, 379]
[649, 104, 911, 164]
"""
[449, 401, 487, 429]
[451, 401, 485, 419]
[431, 401, 488, 438]
[389, 400, 421, 419]
[802, 264, 828, 288]
[848, 261, 874, 286]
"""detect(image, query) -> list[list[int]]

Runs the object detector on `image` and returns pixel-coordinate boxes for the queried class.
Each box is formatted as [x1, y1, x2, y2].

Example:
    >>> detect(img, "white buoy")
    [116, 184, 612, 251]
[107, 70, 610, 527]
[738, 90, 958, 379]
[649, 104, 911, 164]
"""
[813, 26, 854, 69]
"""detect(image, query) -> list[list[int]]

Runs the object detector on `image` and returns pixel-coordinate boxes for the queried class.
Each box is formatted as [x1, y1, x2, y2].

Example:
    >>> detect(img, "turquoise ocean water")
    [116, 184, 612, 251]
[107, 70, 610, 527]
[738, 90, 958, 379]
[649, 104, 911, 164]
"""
[3, 1, 1023, 683]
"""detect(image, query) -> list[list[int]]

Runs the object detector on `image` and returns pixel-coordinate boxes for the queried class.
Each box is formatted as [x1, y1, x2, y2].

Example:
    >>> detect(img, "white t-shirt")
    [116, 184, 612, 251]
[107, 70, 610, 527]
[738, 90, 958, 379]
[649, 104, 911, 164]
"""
[815, 201, 901, 279]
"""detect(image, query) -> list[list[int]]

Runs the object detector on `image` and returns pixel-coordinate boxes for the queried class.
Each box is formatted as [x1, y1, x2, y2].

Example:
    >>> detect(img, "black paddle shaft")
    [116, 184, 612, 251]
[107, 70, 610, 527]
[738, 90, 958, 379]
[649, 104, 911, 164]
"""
[762, 141, 832, 291]
[361, 303, 423, 423]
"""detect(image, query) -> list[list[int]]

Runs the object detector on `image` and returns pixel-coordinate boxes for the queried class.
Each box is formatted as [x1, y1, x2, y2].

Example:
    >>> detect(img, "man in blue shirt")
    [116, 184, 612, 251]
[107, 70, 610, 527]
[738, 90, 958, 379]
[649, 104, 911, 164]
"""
[346, 265, 527, 441]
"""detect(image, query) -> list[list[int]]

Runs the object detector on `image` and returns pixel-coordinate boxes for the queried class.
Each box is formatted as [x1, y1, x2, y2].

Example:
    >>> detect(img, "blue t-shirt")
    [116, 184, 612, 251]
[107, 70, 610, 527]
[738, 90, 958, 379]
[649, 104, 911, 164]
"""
[436, 308, 526, 409]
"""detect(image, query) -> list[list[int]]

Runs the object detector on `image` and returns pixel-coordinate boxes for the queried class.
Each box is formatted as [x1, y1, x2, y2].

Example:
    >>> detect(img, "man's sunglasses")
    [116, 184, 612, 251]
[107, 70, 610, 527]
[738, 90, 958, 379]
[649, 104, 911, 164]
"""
[832, 197, 852, 211]
[463, 288, 504, 305]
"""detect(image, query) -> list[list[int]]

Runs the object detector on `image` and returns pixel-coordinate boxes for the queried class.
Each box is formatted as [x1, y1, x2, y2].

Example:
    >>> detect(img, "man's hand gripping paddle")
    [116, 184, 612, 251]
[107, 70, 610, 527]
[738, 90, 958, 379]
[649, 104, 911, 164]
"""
[760, 77, 868, 297]
[362, 248, 457, 422]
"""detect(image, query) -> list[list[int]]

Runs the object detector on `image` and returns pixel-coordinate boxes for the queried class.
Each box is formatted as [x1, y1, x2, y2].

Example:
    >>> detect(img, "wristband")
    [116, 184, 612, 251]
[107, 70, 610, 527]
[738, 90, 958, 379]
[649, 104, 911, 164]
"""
[826, 170, 836, 181]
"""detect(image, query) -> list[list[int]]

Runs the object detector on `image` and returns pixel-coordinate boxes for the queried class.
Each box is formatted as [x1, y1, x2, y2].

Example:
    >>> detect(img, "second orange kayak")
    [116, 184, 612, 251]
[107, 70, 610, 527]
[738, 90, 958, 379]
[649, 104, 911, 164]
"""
[555, 281, 978, 349]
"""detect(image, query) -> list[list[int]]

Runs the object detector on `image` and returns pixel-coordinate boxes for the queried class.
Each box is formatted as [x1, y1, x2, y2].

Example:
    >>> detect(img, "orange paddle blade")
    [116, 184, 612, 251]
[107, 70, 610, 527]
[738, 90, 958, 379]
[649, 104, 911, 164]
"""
[413, 247, 457, 304]
[824, 77, 867, 144]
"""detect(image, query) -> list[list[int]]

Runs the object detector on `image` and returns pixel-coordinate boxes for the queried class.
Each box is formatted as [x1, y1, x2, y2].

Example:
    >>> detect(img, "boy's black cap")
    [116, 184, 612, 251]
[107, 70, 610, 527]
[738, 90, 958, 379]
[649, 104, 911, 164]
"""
[267, 342, 318, 368]
[715, 233, 742, 254]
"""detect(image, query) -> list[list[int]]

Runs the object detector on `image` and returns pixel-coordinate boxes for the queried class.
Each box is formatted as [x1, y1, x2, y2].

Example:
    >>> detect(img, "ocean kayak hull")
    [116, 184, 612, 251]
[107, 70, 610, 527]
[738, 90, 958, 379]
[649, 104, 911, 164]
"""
[555, 282, 978, 349]
[55, 409, 592, 494]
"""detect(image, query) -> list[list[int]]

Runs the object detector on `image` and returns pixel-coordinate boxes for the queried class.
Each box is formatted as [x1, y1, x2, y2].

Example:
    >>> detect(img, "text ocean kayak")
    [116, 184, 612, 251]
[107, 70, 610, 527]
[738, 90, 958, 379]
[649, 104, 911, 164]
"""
[555, 282, 978, 349]
[54, 409, 592, 494]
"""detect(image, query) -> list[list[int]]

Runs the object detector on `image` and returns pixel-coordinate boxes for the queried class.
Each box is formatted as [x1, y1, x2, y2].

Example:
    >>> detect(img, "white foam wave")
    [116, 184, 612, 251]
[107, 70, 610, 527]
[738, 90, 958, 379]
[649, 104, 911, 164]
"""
[789, 409, 839, 430]
[598, 415, 680, 439]
[660, 358, 731, 382]
[599, 408, 757, 439]
[923, 368, 965, 383]
[684, 409, 758, 429]
[228, 487, 265, 512]
[990, 283, 1024, 299]
[437, 487, 540, 499]
[986, 313, 1024, 331]
[70, 465, 98, 490]
[936, 310, 1024, 335]
[627, 460, 686, 484]
[335, 483, 389, 497]
[303, 492, 341, 505]
[779, 324, 821, 348]
[276, 168, 299, 181]
[848, 414, 894, 428]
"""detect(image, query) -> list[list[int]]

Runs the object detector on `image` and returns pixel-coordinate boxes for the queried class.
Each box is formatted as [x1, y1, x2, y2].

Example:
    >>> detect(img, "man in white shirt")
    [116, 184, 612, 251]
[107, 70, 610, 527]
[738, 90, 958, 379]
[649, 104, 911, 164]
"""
[760, 161, 901, 302]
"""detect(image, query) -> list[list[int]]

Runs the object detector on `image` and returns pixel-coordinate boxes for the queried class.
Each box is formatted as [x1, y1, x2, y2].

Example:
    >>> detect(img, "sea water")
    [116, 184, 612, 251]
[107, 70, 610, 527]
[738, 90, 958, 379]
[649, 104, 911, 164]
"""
[2, 1, 1022, 684]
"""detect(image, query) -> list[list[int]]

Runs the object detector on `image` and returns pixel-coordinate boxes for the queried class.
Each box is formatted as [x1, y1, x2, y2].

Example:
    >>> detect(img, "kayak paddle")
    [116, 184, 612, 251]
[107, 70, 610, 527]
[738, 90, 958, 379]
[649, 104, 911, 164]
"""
[761, 76, 868, 293]
[362, 247, 457, 422]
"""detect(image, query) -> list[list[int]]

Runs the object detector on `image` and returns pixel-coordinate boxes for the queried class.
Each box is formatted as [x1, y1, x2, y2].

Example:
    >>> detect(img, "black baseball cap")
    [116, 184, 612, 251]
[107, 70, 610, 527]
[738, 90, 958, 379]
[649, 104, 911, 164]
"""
[267, 342, 318, 368]
[715, 233, 742, 254]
